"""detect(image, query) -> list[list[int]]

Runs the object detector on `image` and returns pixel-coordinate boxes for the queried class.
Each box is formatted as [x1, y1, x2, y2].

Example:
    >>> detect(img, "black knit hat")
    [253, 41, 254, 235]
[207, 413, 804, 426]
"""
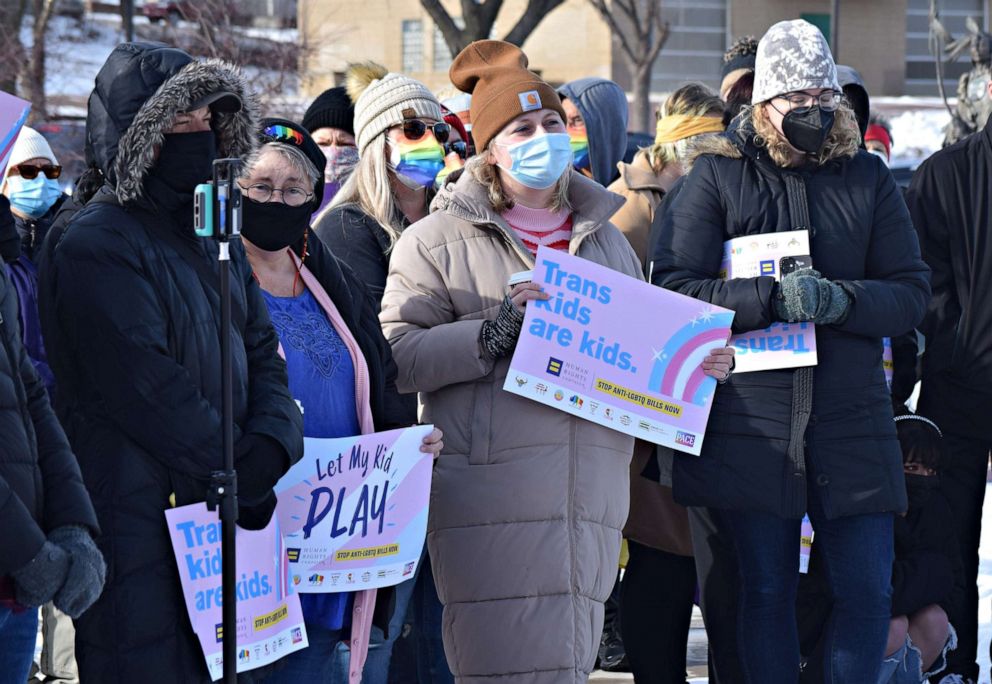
[258, 117, 327, 206]
[721, 36, 758, 79]
[301, 86, 355, 136]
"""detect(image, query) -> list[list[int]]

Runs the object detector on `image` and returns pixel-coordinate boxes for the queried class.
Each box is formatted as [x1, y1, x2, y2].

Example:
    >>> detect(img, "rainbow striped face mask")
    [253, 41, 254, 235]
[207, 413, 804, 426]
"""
[568, 127, 590, 172]
[389, 137, 445, 189]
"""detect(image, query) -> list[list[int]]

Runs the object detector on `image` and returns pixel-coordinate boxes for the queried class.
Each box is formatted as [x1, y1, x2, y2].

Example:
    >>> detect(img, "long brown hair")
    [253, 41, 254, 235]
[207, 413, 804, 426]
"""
[750, 102, 860, 167]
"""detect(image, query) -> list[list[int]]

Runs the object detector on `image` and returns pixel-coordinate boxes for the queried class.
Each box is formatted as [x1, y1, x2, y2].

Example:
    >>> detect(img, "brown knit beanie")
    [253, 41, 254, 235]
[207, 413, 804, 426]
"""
[449, 40, 565, 152]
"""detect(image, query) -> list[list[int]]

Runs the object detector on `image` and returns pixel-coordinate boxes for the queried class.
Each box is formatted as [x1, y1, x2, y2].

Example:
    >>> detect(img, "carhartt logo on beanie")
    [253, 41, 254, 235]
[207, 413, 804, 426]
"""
[751, 20, 840, 104]
[449, 40, 565, 152]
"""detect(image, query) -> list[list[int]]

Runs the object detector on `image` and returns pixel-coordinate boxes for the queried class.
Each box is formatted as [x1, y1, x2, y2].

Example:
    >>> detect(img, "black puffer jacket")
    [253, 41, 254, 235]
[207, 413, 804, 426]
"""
[313, 203, 401, 305]
[907, 116, 992, 440]
[0, 260, 98, 579]
[39, 43, 302, 683]
[651, 115, 930, 519]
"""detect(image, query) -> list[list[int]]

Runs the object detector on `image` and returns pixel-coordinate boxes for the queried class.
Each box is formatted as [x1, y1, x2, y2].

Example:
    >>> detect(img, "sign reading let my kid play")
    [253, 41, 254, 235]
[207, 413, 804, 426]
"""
[505, 247, 734, 456]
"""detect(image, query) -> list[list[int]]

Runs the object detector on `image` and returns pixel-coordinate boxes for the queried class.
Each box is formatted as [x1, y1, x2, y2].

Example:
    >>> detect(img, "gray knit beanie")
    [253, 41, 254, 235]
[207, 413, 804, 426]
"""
[346, 62, 443, 154]
[751, 20, 840, 104]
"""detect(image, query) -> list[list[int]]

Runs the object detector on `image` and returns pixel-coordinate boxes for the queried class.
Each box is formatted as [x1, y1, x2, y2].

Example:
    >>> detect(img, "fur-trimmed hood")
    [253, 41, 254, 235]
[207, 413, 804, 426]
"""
[86, 42, 259, 205]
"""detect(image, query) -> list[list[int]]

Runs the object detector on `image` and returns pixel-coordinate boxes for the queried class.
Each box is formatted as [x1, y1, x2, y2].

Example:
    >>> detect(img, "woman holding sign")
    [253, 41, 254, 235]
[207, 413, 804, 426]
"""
[380, 40, 734, 684]
[651, 20, 931, 683]
[237, 119, 443, 684]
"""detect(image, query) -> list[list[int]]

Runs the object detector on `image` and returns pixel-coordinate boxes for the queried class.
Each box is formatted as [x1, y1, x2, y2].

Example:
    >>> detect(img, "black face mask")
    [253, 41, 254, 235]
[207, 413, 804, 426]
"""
[240, 197, 312, 252]
[781, 105, 835, 155]
[148, 130, 217, 197]
[904, 473, 940, 510]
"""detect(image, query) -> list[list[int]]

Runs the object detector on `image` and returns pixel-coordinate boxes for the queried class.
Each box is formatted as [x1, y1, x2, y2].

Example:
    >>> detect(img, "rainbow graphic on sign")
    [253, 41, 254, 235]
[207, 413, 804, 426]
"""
[648, 307, 735, 406]
[392, 138, 445, 188]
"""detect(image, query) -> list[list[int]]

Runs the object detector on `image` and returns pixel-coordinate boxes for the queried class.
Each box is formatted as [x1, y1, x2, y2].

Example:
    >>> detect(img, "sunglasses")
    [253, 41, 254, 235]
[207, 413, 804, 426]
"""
[9, 163, 62, 180]
[398, 120, 450, 144]
[445, 140, 469, 159]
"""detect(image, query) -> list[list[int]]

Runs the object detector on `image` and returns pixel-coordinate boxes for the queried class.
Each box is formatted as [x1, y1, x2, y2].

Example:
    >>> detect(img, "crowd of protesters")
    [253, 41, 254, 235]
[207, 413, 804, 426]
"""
[1, 14, 990, 684]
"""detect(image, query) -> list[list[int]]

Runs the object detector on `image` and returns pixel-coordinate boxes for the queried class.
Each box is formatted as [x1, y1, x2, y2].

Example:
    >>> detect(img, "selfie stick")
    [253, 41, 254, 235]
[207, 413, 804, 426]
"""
[195, 159, 242, 684]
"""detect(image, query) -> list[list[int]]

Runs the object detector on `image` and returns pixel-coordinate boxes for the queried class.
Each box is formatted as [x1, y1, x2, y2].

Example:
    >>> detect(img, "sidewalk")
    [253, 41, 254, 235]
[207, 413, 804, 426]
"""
[589, 609, 709, 683]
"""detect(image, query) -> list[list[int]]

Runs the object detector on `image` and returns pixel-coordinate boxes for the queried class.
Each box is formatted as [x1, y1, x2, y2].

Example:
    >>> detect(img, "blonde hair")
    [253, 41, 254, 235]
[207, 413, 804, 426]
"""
[324, 134, 406, 247]
[645, 83, 725, 174]
[750, 102, 860, 167]
[469, 149, 572, 214]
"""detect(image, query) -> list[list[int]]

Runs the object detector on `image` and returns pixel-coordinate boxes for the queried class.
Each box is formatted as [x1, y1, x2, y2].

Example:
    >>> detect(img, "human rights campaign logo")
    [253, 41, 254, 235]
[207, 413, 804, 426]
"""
[546, 357, 563, 377]
[215, 623, 224, 643]
[286, 548, 300, 563]
[759, 260, 776, 276]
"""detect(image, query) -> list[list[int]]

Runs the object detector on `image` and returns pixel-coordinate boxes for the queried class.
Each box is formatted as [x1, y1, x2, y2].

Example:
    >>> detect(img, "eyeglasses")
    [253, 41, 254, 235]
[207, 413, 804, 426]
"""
[9, 163, 62, 180]
[776, 91, 843, 112]
[238, 183, 314, 207]
[397, 120, 450, 144]
[445, 140, 468, 159]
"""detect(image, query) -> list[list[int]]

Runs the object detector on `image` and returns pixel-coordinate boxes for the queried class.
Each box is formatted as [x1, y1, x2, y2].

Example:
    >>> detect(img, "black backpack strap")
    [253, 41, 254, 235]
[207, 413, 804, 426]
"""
[782, 172, 815, 515]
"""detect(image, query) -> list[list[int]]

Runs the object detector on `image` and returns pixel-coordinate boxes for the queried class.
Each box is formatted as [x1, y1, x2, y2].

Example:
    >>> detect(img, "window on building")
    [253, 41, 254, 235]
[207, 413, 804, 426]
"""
[906, 0, 986, 96]
[649, 0, 728, 95]
[402, 19, 424, 74]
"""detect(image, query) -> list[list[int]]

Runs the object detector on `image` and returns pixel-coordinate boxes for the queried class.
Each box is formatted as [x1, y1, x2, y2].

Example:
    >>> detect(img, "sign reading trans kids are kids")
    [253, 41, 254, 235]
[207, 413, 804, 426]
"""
[505, 247, 734, 456]
[165, 503, 308, 680]
[274, 425, 434, 592]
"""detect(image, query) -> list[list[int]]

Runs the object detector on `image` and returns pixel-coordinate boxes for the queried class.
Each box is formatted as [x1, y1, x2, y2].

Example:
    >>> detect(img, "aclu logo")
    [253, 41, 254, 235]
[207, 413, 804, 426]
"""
[675, 431, 697, 448]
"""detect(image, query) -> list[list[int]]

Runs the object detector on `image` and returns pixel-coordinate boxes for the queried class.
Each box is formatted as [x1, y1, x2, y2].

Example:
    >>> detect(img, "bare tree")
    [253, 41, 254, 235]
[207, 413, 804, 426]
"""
[22, 0, 58, 122]
[421, 0, 568, 57]
[0, 0, 28, 96]
[587, 0, 669, 133]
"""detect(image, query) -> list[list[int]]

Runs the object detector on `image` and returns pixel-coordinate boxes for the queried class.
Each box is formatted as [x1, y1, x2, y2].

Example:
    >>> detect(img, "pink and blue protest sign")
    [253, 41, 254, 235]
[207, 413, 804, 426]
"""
[274, 425, 434, 592]
[505, 247, 734, 456]
[165, 503, 308, 680]
[0, 91, 30, 177]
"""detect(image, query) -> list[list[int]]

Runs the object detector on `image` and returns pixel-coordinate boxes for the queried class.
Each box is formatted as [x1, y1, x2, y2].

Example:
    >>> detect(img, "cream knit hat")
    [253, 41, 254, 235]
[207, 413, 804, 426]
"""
[347, 63, 443, 154]
[9, 126, 58, 168]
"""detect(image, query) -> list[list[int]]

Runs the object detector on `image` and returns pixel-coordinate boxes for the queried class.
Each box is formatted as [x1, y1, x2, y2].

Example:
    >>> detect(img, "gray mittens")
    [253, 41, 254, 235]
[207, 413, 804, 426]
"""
[773, 268, 851, 325]
[11, 541, 69, 608]
[49, 526, 106, 618]
[481, 295, 526, 359]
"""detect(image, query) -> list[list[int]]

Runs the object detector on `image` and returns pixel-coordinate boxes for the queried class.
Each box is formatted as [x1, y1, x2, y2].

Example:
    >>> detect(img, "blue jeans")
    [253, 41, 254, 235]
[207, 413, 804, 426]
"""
[0, 606, 38, 684]
[264, 624, 344, 683]
[725, 488, 894, 683]
[332, 570, 419, 683]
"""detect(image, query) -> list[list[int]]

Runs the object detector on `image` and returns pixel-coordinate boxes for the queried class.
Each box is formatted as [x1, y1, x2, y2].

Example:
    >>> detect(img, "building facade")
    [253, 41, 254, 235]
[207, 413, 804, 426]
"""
[300, 0, 991, 125]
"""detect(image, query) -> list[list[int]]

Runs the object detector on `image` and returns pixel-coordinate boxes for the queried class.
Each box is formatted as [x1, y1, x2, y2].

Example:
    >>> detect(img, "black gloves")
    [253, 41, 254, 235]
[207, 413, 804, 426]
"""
[235, 434, 289, 531]
[49, 526, 107, 618]
[11, 526, 106, 618]
[481, 296, 525, 359]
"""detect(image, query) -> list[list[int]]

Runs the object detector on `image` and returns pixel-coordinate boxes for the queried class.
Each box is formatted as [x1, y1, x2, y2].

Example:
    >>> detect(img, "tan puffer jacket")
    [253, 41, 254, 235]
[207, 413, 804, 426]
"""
[380, 167, 641, 683]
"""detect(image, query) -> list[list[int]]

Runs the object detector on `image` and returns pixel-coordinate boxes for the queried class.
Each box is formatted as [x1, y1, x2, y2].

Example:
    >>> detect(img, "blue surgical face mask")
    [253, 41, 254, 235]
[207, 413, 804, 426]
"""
[498, 132, 574, 190]
[6, 175, 63, 219]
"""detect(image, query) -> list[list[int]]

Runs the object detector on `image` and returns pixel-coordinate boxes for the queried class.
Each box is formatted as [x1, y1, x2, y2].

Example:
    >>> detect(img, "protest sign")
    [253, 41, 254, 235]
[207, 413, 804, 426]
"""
[883, 337, 894, 388]
[504, 247, 734, 456]
[0, 91, 30, 177]
[165, 504, 308, 680]
[800, 515, 815, 574]
[721, 230, 818, 373]
[274, 425, 434, 592]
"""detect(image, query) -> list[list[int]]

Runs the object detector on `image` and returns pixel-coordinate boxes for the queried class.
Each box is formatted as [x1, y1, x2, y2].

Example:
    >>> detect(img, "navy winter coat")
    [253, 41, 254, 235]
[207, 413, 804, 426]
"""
[0, 262, 98, 580]
[39, 44, 302, 683]
[651, 115, 930, 519]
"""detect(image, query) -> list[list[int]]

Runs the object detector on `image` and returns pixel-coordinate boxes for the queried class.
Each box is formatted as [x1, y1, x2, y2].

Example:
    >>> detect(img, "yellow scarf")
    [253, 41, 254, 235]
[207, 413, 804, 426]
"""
[655, 115, 725, 144]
